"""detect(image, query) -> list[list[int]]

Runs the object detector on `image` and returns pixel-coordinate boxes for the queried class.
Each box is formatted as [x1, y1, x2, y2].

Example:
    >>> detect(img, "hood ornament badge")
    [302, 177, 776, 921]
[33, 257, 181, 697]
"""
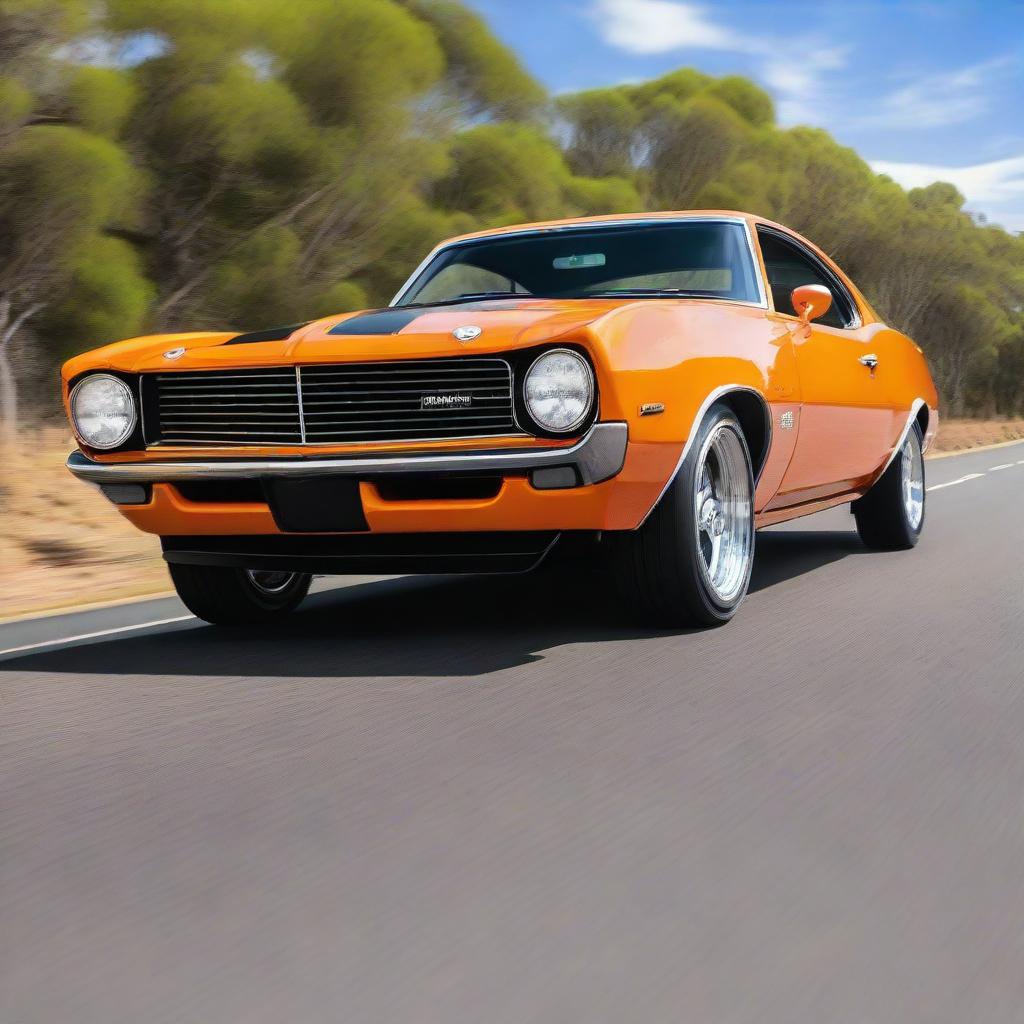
[453, 325, 482, 342]
[163, 347, 186, 360]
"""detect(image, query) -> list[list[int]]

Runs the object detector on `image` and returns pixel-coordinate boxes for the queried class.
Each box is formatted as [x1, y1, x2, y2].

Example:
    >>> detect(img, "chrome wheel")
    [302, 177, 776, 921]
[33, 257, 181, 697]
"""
[246, 570, 299, 596]
[694, 424, 753, 604]
[901, 433, 924, 531]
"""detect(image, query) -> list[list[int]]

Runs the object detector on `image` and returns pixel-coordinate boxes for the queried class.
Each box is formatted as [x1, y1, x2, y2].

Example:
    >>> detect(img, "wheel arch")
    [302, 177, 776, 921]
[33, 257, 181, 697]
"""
[716, 388, 772, 485]
[876, 397, 929, 480]
[915, 402, 930, 446]
[636, 384, 772, 528]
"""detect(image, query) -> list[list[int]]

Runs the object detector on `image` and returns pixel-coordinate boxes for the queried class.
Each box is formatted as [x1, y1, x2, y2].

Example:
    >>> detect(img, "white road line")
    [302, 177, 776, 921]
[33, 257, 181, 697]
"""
[0, 615, 194, 658]
[927, 473, 984, 492]
[989, 463, 1015, 471]
[1018, 460, 1024, 465]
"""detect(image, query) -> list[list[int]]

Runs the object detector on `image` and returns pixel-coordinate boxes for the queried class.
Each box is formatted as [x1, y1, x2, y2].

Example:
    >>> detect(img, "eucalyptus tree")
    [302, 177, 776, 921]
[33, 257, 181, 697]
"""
[2, 0, 1023, 424]
[0, 0, 148, 442]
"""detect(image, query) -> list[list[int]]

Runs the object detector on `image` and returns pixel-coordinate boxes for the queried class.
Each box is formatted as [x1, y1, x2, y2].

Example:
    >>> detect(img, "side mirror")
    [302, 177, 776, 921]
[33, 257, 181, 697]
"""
[791, 284, 832, 324]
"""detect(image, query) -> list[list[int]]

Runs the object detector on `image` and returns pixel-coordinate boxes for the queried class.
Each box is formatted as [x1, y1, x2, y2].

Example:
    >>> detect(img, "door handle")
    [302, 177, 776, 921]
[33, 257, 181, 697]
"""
[859, 353, 879, 376]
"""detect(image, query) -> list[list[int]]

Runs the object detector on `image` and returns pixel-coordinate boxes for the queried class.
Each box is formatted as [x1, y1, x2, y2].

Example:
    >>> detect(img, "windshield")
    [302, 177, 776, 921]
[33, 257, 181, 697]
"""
[396, 220, 761, 307]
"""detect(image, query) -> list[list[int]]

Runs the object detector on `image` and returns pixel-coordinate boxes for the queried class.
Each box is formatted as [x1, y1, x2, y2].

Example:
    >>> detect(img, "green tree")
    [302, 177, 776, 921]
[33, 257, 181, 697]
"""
[2, 0, 1023, 424]
[433, 122, 639, 226]
[0, 126, 146, 438]
[0, 0, 147, 441]
[558, 87, 639, 179]
[102, 0, 537, 329]
[398, 0, 546, 121]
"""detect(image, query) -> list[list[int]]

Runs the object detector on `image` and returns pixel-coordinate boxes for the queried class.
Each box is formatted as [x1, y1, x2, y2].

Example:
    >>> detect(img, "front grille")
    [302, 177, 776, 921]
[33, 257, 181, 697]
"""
[151, 358, 517, 447]
[154, 367, 303, 446]
[299, 359, 515, 443]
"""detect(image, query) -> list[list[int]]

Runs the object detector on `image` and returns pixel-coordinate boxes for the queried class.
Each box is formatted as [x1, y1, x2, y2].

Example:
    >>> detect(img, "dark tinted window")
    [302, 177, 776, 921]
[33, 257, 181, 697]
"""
[399, 221, 761, 305]
[757, 229, 855, 329]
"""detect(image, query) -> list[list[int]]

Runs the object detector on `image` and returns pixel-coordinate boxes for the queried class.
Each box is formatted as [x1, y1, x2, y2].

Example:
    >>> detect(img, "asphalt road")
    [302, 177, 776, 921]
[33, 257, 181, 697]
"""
[4, 442, 1024, 1023]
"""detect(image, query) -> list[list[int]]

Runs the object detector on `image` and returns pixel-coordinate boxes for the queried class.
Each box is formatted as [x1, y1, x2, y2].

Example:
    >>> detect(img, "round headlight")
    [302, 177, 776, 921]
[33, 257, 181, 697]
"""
[70, 374, 136, 450]
[524, 349, 594, 433]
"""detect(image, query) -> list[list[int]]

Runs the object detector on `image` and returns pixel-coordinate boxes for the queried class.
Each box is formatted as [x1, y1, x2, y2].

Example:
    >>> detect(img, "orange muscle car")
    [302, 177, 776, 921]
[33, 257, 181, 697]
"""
[63, 212, 938, 627]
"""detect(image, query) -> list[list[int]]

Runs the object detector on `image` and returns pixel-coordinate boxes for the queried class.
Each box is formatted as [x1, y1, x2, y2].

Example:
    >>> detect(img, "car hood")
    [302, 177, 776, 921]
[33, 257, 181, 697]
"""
[67, 300, 632, 376]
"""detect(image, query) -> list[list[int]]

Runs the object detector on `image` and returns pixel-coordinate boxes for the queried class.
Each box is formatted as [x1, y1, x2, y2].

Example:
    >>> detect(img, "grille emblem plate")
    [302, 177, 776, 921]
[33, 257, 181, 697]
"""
[453, 326, 482, 342]
[163, 347, 186, 360]
[421, 393, 472, 410]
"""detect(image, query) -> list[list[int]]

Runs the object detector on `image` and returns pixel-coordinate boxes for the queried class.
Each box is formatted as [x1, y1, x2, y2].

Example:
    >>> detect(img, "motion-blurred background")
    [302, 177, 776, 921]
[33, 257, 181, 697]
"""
[2, 0, 1022, 616]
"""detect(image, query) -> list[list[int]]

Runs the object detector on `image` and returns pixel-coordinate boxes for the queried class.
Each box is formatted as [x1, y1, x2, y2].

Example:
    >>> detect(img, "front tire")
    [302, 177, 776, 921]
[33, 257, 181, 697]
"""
[612, 403, 755, 627]
[852, 423, 925, 550]
[168, 563, 312, 625]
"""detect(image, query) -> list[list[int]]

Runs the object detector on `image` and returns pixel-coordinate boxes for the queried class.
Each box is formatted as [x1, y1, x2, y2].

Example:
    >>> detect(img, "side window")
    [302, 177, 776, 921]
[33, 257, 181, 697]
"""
[756, 229, 855, 329]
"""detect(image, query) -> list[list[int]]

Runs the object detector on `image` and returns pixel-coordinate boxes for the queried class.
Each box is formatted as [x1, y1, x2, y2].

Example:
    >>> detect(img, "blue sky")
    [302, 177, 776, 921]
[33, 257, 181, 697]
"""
[465, 0, 1024, 232]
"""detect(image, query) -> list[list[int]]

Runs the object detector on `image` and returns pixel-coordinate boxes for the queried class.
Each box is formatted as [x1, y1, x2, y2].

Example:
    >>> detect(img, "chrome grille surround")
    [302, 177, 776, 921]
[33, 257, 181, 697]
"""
[151, 358, 519, 447]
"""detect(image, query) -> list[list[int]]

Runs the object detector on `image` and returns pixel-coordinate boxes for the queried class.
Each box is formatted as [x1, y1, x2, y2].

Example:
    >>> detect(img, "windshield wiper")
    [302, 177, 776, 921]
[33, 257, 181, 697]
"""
[399, 289, 727, 309]
[400, 291, 532, 309]
[583, 288, 725, 299]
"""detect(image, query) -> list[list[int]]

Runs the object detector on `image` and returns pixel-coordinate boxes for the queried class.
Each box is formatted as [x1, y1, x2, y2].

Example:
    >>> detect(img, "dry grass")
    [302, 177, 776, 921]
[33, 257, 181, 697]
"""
[0, 428, 168, 621]
[2, 417, 1023, 621]
[927, 418, 1024, 454]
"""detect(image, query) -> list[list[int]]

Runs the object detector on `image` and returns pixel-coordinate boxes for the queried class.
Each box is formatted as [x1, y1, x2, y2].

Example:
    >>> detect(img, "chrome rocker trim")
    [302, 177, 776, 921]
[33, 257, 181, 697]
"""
[67, 422, 629, 487]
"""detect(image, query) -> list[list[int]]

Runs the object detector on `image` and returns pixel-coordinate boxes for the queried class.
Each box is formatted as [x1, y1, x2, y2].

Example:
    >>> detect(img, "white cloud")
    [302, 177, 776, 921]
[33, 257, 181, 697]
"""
[871, 154, 1024, 204]
[590, 2, 1019, 138]
[867, 56, 1016, 130]
[761, 46, 847, 125]
[871, 154, 1024, 232]
[591, 0, 760, 56]
[589, 0, 846, 125]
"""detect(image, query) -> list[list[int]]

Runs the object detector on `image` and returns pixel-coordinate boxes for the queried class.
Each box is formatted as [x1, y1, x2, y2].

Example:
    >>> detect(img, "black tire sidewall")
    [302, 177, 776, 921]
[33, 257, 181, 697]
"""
[240, 570, 312, 612]
[852, 421, 925, 550]
[167, 562, 312, 624]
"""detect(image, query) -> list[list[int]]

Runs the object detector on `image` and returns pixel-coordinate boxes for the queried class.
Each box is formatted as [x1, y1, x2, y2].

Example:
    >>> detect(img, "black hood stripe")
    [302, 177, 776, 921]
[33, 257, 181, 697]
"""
[223, 301, 535, 344]
[224, 322, 311, 345]
[328, 309, 423, 336]
[327, 301, 533, 336]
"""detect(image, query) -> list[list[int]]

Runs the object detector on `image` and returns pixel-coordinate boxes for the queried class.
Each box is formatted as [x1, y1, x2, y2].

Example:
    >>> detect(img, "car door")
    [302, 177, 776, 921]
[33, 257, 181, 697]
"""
[756, 227, 898, 506]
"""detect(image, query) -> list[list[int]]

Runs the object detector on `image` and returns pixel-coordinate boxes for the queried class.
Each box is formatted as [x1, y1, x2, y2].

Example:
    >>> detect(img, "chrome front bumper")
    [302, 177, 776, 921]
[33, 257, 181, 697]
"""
[67, 421, 628, 488]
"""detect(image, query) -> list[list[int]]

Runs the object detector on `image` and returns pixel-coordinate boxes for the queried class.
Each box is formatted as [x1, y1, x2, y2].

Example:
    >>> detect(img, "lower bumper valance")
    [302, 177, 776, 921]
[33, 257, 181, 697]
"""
[161, 531, 566, 575]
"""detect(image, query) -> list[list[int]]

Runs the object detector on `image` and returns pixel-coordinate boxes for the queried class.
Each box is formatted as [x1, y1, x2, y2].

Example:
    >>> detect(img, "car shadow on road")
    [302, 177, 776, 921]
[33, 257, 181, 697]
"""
[5, 530, 865, 678]
[749, 528, 866, 594]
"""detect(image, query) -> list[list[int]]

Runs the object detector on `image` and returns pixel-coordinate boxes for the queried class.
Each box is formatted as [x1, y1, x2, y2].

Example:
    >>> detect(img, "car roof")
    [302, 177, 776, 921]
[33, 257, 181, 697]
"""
[440, 210, 760, 247]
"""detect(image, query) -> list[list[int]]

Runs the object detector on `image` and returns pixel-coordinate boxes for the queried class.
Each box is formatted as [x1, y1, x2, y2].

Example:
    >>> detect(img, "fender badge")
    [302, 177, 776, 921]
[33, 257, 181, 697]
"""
[639, 402, 665, 416]
[780, 411, 795, 430]
[453, 325, 482, 342]
[163, 347, 186, 360]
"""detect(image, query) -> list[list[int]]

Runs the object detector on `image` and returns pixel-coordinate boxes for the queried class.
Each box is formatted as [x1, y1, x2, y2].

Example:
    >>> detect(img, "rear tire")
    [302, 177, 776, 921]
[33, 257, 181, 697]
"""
[852, 423, 925, 550]
[168, 563, 312, 625]
[611, 403, 755, 627]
